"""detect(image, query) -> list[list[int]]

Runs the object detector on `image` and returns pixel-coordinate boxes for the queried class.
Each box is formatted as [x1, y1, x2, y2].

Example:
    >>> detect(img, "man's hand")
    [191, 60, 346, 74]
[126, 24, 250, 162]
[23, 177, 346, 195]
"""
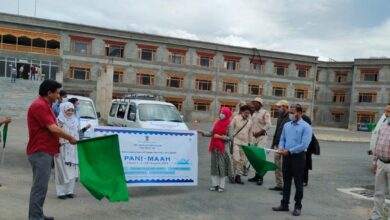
[371, 163, 377, 173]
[68, 136, 77, 145]
[1, 117, 11, 125]
[277, 149, 289, 156]
[253, 130, 266, 138]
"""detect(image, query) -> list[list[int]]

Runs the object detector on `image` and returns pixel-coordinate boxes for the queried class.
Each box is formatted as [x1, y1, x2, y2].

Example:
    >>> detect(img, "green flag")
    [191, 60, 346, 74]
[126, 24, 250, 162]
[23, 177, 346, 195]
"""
[2, 123, 8, 149]
[77, 134, 129, 202]
[240, 145, 277, 177]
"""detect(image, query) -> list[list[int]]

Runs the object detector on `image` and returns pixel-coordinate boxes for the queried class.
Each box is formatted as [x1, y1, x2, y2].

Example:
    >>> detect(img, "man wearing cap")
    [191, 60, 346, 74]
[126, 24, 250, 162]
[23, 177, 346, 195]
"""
[269, 100, 290, 191]
[248, 97, 272, 186]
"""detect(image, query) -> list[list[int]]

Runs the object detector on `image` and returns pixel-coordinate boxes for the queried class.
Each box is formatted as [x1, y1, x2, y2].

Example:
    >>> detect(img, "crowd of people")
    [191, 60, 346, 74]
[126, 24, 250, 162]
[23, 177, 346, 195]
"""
[3, 78, 389, 219]
[9, 64, 45, 83]
[199, 98, 318, 217]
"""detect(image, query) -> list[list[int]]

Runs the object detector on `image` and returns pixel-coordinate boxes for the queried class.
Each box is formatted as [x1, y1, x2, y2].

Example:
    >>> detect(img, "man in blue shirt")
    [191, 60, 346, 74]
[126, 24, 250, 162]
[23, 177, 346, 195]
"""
[272, 104, 313, 217]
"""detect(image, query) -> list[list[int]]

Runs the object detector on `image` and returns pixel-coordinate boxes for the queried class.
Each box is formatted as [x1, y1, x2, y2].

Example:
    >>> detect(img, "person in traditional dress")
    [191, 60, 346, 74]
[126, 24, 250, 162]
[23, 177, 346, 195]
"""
[198, 107, 233, 192]
[54, 102, 79, 199]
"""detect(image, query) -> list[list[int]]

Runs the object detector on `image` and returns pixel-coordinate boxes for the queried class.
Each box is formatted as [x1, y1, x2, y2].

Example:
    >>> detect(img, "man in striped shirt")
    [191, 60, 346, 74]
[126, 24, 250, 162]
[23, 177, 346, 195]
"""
[369, 104, 390, 220]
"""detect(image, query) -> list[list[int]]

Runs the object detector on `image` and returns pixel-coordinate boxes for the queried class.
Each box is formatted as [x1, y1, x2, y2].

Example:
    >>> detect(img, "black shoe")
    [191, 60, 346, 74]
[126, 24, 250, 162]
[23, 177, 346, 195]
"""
[256, 177, 263, 185]
[248, 174, 260, 182]
[293, 209, 301, 216]
[57, 195, 67, 200]
[235, 175, 244, 184]
[269, 186, 283, 191]
[272, 205, 289, 212]
[66, 194, 74, 198]
[229, 176, 236, 184]
[44, 216, 55, 220]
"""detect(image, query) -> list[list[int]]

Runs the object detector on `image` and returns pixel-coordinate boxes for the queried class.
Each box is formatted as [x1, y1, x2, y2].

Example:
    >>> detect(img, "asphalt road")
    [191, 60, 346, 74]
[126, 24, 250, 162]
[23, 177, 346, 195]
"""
[0, 119, 374, 220]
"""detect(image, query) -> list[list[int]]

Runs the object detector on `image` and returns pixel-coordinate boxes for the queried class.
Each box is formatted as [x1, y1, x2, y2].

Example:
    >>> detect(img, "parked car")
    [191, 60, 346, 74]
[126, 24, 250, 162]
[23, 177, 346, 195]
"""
[107, 98, 188, 130]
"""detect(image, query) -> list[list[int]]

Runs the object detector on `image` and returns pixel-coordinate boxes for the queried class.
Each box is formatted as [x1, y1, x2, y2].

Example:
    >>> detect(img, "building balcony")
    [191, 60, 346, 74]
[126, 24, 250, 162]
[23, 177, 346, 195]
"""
[0, 43, 60, 56]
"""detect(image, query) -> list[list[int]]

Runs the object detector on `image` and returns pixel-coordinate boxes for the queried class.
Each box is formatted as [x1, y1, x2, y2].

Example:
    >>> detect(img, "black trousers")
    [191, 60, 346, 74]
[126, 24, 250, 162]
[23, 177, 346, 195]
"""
[281, 152, 306, 209]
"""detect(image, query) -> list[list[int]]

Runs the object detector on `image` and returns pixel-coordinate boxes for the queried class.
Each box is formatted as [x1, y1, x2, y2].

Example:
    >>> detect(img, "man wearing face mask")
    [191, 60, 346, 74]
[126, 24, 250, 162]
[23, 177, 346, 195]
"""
[269, 100, 290, 191]
[248, 97, 271, 186]
[230, 105, 253, 184]
[272, 104, 312, 216]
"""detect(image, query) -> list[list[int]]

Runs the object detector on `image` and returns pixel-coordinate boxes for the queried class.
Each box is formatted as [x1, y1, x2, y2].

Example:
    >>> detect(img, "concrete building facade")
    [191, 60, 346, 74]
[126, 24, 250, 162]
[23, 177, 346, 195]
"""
[0, 13, 389, 130]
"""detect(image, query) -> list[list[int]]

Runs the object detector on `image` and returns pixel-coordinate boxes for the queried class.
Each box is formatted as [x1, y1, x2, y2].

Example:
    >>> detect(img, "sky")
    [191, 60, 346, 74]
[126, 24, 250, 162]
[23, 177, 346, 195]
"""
[1, 0, 390, 61]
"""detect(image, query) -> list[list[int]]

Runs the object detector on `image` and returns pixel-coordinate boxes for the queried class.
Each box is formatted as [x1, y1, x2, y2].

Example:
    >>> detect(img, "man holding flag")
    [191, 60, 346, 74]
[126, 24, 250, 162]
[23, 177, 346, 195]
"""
[248, 97, 271, 186]
[27, 80, 77, 220]
[272, 104, 312, 217]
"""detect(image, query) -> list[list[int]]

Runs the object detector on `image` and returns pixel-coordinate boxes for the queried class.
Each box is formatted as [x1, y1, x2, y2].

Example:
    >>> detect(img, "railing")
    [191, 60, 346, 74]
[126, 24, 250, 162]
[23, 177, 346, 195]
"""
[0, 43, 59, 56]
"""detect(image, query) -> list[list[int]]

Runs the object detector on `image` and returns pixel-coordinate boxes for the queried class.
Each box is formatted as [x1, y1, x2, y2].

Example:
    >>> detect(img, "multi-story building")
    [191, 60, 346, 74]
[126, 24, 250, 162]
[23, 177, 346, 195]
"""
[1, 13, 389, 130]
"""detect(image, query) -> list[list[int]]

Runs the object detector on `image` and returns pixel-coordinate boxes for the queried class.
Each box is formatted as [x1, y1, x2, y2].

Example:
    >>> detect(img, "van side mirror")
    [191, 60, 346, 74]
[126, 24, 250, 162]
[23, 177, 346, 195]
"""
[129, 112, 136, 121]
[97, 112, 101, 119]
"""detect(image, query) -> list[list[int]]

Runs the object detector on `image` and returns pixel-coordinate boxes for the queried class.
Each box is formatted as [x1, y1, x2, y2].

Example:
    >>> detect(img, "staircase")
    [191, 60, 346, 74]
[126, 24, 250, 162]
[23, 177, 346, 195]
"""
[0, 77, 41, 119]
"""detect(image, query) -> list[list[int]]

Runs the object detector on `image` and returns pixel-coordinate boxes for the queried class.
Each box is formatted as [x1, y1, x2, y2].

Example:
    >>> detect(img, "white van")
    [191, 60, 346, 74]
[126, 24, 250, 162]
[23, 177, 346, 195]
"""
[107, 98, 188, 130]
[67, 95, 100, 138]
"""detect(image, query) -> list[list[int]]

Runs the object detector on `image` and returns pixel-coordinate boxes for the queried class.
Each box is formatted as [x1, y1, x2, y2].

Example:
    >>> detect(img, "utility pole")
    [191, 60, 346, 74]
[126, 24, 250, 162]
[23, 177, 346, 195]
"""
[17, 0, 20, 15]
[34, 0, 37, 17]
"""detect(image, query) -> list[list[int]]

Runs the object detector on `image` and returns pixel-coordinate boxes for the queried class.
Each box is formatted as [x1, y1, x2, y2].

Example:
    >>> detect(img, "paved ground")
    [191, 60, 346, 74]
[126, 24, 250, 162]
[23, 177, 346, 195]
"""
[0, 119, 375, 220]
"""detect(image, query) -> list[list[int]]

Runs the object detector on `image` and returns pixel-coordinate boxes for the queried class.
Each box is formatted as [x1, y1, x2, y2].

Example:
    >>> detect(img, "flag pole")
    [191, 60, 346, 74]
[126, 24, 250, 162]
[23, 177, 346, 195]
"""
[263, 148, 278, 153]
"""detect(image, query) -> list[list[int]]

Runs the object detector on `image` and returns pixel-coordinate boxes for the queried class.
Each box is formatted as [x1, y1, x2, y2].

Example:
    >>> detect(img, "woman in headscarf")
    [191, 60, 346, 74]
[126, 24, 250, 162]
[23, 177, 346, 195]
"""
[198, 107, 233, 192]
[54, 102, 79, 199]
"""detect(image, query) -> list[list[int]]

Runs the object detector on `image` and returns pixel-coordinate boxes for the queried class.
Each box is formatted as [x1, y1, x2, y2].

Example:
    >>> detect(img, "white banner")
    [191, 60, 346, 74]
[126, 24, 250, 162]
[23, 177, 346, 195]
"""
[93, 126, 198, 187]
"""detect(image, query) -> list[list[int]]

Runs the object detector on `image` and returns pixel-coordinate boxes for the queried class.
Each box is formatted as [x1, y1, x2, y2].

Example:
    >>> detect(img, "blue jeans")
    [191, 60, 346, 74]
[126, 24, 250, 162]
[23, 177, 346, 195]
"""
[11, 73, 16, 82]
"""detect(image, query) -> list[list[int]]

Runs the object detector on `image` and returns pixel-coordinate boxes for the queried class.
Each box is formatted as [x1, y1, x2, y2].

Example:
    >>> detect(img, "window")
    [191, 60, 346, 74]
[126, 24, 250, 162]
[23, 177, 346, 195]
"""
[197, 52, 214, 68]
[362, 73, 378, 82]
[116, 103, 128, 119]
[276, 67, 286, 76]
[333, 92, 346, 103]
[360, 68, 379, 82]
[358, 93, 376, 103]
[165, 98, 183, 112]
[220, 104, 236, 112]
[335, 72, 347, 83]
[223, 81, 238, 93]
[113, 71, 124, 83]
[105, 44, 124, 57]
[137, 73, 154, 86]
[127, 103, 136, 121]
[74, 41, 88, 53]
[357, 113, 375, 124]
[168, 49, 186, 65]
[70, 35, 93, 54]
[200, 56, 211, 67]
[331, 112, 344, 122]
[194, 101, 210, 111]
[224, 60, 239, 71]
[196, 79, 212, 91]
[272, 86, 286, 97]
[297, 69, 307, 78]
[166, 76, 184, 88]
[248, 84, 263, 95]
[137, 44, 157, 61]
[68, 67, 90, 80]
[109, 103, 119, 117]
[250, 60, 264, 73]
[295, 89, 308, 99]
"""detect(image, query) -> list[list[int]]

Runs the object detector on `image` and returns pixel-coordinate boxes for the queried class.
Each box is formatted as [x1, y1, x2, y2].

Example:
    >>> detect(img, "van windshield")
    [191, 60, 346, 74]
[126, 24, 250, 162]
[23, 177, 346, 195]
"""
[78, 100, 97, 119]
[139, 104, 183, 122]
